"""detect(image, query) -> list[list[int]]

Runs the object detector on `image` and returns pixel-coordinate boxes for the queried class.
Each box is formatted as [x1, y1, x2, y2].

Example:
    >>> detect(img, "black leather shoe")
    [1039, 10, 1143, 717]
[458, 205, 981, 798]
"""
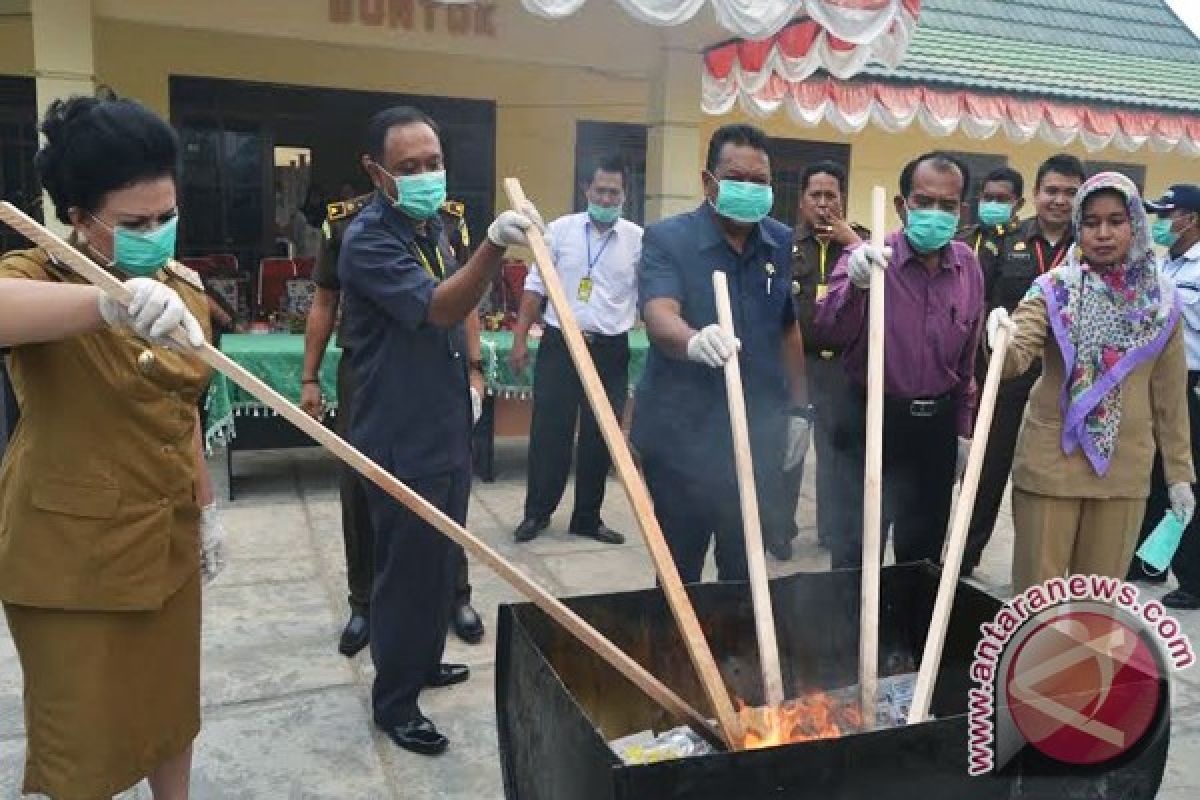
[514, 516, 550, 543]
[338, 610, 370, 657]
[426, 663, 470, 688]
[381, 712, 448, 756]
[569, 522, 625, 545]
[1163, 588, 1200, 610]
[453, 602, 485, 644]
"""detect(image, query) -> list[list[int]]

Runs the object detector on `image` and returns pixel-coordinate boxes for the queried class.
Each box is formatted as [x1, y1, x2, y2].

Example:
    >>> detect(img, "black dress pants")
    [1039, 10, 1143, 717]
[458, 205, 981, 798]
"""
[523, 326, 629, 533]
[962, 363, 1039, 571]
[831, 392, 958, 570]
[642, 456, 748, 584]
[365, 466, 470, 725]
[338, 354, 470, 614]
[1130, 370, 1200, 592]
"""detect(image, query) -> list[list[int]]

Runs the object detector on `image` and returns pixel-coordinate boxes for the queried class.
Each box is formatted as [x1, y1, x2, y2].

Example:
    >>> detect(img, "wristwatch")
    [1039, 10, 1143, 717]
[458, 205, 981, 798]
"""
[789, 404, 815, 422]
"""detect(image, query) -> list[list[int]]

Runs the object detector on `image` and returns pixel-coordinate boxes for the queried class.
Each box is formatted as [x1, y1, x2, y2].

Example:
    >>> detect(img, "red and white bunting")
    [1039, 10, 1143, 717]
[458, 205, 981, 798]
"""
[520, 0, 917, 42]
[703, 76, 1200, 156]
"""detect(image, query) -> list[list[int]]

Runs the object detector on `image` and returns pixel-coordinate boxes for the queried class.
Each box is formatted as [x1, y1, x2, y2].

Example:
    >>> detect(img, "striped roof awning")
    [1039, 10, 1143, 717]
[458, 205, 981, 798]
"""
[518, 0, 920, 46]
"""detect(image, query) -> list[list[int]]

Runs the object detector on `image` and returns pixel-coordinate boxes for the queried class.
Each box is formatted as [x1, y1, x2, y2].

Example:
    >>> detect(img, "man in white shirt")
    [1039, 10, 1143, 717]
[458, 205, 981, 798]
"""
[510, 155, 642, 544]
[1130, 183, 1200, 609]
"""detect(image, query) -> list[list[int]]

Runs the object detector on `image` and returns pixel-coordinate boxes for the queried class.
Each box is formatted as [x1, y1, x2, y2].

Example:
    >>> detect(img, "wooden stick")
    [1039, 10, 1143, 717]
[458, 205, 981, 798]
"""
[907, 321, 1012, 724]
[860, 186, 888, 725]
[711, 270, 785, 707]
[0, 200, 724, 749]
[503, 179, 745, 748]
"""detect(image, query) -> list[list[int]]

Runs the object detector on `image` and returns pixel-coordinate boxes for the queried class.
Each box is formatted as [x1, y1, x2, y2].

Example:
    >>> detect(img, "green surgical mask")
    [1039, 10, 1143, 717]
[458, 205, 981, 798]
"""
[1136, 511, 1187, 574]
[92, 214, 178, 276]
[978, 201, 1013, 227]
[1152, 218, 1180, 248]
[588, 202, 621, 225]
[386, 169, 447, 220]
[905, 208, 959, 253]
[713, 179, 774, 224]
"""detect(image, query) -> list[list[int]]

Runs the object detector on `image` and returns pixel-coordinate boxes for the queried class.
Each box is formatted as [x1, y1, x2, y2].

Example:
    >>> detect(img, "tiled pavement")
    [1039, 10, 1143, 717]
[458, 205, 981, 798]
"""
[2, 440, 1198, 798]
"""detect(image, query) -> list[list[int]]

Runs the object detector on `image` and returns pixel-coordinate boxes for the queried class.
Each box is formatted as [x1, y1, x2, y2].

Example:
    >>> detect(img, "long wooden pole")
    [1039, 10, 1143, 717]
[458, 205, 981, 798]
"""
[503, 179, 744, 747]
[0, 200, 724, 749]
[908, 322, 1012, 724]
[711, 270, 785, 707]
[860, 186, 888, 725]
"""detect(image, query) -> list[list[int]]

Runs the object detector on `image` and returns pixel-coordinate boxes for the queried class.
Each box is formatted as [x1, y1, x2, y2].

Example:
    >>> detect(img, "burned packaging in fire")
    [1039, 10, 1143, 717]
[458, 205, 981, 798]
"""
[497, 565, 1170, 800]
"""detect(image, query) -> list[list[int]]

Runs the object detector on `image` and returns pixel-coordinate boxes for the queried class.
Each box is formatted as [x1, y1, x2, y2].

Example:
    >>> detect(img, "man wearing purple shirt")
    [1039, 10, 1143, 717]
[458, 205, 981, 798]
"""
[814, 152, 984, 569]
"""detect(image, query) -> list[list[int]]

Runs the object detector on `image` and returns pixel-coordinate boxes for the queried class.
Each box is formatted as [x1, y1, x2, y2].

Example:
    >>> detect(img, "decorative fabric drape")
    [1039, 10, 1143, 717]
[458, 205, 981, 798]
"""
[518, 0, 917, 42]
[703, 76, 1200, 156]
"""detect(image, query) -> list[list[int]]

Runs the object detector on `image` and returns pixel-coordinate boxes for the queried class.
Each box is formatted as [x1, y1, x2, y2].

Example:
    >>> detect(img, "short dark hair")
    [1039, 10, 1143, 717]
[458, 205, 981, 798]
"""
[34, 93, 180, 225]
[983, 166, 1024, 198]
[364, 105, 440, 161]
[705, 124, 770, 173]
[800, 160, 848, 197]
[899, 151, 970, 201]
[587, 153, 627, 188]
[1035, 154, 1086, 190]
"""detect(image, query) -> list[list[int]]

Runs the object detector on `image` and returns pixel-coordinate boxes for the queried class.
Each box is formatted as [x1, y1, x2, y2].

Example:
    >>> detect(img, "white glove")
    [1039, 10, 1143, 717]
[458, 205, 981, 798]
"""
[487, 201, 546, 248]
[956, 437, 971, 483]
[686, 324, 740, 368]
[783, 415, 812, 472]
[986, 307, 1015, 350]
[97, 278, 205, 350]
[470, 386, 482, 425]
[846, 244, 891, 289]
[1169, 482, 1195, 527]
[199, 502, 227, 585]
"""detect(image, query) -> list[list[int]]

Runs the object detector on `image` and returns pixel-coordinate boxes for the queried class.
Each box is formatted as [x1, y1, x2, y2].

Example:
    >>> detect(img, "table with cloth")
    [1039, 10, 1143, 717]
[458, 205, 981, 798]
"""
[204, 330, 650, 494]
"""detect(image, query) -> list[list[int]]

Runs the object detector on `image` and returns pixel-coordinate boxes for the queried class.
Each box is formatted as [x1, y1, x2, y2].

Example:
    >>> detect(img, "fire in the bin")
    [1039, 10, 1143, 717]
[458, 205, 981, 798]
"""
[737, 691, 864, 750]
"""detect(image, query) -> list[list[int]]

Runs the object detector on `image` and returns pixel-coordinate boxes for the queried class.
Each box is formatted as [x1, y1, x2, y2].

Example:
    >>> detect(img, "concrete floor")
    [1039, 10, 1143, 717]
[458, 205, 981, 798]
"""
[2, 439, 1200, 798]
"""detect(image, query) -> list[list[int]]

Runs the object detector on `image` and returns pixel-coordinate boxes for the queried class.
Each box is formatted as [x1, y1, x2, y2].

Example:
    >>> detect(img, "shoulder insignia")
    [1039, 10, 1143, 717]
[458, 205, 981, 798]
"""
[440, 200, 465, 218]
[984, 241, 1000, 256]
[326, 194, 372, 223]
[165, 260, 205, 291]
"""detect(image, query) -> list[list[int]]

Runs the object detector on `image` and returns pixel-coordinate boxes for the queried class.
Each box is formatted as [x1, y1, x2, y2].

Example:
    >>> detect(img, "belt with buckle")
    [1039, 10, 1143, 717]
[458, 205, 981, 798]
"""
[876, 393, 951, 418]
[580, 329, 628, 345]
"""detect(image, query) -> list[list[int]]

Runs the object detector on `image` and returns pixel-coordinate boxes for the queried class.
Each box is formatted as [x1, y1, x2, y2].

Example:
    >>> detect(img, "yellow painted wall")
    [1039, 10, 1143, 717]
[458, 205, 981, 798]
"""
[91, 18, 650, 222]
[0, 15, 33, 76]
[700, 111, 1197, 232]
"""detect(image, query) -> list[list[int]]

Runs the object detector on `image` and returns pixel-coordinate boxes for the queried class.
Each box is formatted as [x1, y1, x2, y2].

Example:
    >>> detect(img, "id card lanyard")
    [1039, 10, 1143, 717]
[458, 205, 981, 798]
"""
[579, 222, 614, 303]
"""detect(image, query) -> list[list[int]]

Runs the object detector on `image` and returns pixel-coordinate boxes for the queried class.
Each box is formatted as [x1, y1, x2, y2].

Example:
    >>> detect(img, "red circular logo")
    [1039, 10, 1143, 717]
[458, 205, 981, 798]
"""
[1004, 609, 1162, 765]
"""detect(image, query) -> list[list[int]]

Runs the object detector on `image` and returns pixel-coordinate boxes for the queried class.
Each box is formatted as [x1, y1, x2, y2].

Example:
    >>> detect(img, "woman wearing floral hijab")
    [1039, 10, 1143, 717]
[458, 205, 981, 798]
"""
[988, 172, 1194, 591]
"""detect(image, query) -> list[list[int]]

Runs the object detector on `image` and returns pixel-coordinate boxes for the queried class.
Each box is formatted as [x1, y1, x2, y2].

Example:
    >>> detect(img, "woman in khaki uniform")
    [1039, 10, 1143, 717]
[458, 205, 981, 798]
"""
[989, 172, 1195, 592]
[0, 95, 219, 798]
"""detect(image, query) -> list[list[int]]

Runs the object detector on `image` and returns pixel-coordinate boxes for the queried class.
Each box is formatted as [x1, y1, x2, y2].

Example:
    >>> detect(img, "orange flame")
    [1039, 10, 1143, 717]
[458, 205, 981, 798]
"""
[737, 692, 864, 750]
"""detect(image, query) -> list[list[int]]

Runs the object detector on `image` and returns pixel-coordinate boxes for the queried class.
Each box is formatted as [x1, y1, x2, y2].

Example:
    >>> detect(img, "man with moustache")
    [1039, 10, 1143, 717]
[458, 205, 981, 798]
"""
[632, 123, 810, 583]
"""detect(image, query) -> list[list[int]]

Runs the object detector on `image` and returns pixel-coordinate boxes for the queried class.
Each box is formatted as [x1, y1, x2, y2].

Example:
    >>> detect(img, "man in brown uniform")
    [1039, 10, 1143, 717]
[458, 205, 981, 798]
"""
[784, 160, 867, 557]
[301, 193, 483, 656]
[960, 155, 1085, 575]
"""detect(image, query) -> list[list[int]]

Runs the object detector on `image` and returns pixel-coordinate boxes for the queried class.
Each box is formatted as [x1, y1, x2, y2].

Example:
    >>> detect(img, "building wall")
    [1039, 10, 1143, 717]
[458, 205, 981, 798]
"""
[700, 111, 1192, 232]
[0, 16, 33, 76]
[92, 17, 652, 221]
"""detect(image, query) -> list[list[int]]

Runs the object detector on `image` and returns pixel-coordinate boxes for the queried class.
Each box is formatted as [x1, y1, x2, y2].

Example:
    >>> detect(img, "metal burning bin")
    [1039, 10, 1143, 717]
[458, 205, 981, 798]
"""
[495, 563, 1169, 800]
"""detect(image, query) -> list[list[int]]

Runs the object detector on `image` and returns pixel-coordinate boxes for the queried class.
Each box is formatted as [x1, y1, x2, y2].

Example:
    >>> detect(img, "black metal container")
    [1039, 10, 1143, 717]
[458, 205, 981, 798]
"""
[495, 563, 1169, 800]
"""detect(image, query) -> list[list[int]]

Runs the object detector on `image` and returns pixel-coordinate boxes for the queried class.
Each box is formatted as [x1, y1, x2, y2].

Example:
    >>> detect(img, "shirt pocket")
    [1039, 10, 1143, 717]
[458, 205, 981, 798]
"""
[30, 477, 171, 608]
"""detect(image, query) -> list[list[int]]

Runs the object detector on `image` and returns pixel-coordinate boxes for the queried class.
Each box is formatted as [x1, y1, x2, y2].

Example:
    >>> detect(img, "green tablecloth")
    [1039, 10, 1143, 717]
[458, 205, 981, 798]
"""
[481, 328, 649, 399]
[204, 333, 340, 450]
[205, 329, 651, 448]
